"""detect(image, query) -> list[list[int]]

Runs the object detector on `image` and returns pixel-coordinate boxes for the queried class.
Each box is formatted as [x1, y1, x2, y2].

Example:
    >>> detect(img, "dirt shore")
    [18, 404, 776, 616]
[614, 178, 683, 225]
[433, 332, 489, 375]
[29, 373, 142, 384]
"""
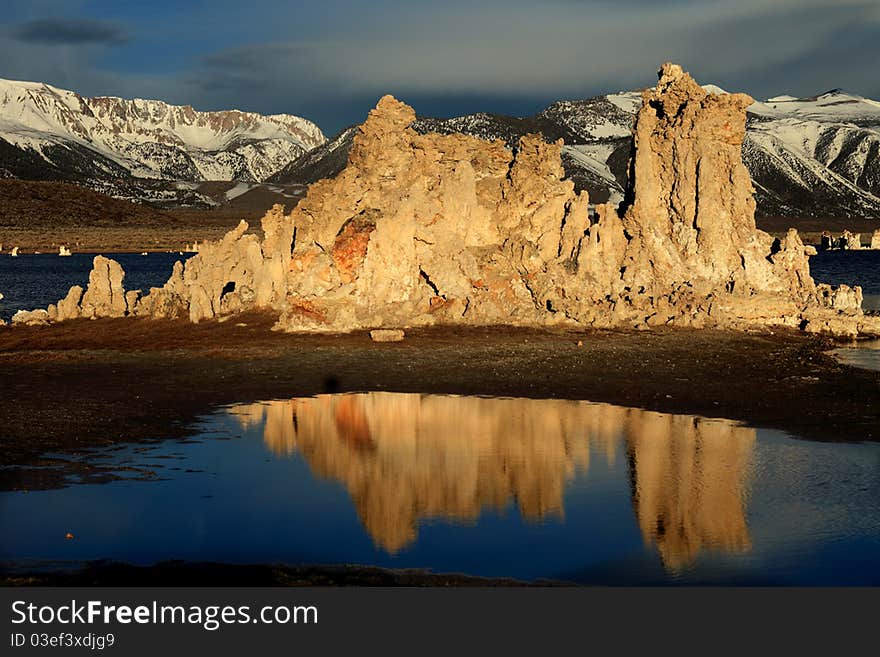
[0, 179, 291, 252]
[1, 313, 878, 492]
[5, 221, 871, 253]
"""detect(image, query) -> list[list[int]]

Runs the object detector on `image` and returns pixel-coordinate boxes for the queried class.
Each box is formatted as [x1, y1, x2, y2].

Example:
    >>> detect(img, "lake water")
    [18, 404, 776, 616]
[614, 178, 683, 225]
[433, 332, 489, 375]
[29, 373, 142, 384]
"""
[0, 253, 192, 321]
[810, 250, 880, 370]
[2, 393, 879, 585]
[810, 249, 880, 311]
[833, 339, 880, 372]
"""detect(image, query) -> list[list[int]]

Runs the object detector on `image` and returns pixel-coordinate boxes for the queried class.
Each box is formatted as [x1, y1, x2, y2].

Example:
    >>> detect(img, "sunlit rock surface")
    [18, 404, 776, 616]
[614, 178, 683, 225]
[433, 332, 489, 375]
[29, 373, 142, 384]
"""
[230, 393, 755, 566]
[22, 63, 880, 337]
[17, 255, 130, 323]
[11, 308, 50, 326]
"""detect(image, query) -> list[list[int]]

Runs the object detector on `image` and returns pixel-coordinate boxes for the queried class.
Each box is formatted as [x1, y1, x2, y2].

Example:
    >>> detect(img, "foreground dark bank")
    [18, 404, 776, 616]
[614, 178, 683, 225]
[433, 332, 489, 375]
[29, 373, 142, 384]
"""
[2, 314, 880, 586]
[3, 561, 548, 588]
[1, 312, 878, 491]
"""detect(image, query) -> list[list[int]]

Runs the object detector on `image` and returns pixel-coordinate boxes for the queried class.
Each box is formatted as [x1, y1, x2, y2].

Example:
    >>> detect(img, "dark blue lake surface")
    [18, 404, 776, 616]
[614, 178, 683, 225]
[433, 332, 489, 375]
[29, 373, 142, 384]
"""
[0, 252, 192, 320]
[1, 252, 879, 584]
[810, 249, 880, 310]
[2, 393, 879, 585]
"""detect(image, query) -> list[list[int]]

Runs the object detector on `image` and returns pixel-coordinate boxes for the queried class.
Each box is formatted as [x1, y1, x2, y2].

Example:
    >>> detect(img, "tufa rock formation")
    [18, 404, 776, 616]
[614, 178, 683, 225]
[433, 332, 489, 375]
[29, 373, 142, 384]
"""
[18, 63, 880, 337]
[78, 255, 127, 318]
[132, 206, 292, 322]
[15, 209, 295, 325]
[274, 63, 877, 337]
[11, 309, 50, 326]
[837, 230, 862, 250]
[820, 230, 869, 251]
[13, 255, 133, 325]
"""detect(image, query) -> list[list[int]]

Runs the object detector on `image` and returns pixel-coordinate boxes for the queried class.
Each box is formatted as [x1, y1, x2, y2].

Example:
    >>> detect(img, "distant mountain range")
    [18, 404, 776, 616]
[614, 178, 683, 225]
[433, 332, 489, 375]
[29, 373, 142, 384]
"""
[0, 77, 324, 207]
[2, 76, 880, 221]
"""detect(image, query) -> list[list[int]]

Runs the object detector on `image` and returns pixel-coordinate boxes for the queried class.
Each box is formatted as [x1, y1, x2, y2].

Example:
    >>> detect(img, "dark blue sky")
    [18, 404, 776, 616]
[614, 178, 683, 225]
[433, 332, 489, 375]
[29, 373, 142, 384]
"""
[2, 0, 879, 136]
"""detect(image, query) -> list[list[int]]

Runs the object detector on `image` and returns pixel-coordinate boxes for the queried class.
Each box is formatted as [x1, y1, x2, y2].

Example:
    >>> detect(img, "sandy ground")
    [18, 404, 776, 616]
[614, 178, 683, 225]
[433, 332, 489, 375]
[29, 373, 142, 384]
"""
[1, 312, 878, 493]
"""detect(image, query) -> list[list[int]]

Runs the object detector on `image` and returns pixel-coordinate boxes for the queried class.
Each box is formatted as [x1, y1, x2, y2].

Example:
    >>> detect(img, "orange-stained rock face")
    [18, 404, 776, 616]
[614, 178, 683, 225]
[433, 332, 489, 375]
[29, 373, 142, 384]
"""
[331, 213, 377, 283]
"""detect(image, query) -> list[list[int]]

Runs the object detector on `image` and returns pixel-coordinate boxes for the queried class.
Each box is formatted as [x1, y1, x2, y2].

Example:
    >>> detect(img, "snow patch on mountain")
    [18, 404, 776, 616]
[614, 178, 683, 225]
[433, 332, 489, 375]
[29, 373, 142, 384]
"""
[225, 182, 253, 200]
[605, 91, 642, 114]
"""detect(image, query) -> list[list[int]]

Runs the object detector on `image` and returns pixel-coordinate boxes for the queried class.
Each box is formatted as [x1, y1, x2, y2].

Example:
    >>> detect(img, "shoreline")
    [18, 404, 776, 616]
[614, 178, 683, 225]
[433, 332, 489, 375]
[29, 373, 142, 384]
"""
[1, 211, 876, 255]
[4, 245, 880, 255]
[4, 237, 878, 256]
[2, 312, 878, 491]
[1, 560, 558, 587]
[1, 249, 198, 255]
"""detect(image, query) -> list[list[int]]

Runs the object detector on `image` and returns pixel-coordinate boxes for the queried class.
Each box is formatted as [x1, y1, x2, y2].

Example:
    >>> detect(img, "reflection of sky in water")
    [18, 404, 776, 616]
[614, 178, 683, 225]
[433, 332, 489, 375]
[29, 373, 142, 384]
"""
[2, 393, 879, 585]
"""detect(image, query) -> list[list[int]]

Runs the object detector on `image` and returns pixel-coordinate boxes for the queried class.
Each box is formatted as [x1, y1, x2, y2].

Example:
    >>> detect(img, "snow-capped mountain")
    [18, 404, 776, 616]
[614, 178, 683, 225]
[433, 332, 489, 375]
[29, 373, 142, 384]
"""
[269, 125, 360, 187]
[272, 87, 880, 221]
[4, 75, 880, 223]
[0, 77, 325, 195]
[745, 91, 880, 218]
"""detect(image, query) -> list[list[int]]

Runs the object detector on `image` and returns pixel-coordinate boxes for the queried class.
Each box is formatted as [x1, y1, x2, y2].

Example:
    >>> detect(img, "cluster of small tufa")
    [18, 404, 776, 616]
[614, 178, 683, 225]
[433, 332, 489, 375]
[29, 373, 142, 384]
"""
[11, 206, 293, 327]
[819, 230, 867, 251]
[7, 63, 879, 339]
[11, 256, 129, 326]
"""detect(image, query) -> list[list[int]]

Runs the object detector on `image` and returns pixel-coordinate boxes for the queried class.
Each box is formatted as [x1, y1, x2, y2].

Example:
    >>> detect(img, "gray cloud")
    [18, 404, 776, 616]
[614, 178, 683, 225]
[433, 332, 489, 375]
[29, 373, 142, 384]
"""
[185, 0, 880, 106]
[0, 0, 878, 135]
[12, 18, 128, 45]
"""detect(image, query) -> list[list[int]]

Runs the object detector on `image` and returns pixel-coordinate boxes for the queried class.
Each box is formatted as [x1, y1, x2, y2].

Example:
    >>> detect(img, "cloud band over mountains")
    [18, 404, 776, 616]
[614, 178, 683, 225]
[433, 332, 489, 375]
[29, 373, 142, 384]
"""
[0, 0, 878, 133]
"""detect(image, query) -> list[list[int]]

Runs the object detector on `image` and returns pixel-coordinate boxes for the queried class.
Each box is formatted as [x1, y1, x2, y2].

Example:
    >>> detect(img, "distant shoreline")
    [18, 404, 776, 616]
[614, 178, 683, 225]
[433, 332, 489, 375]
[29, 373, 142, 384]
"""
[3, 222, 878, 254]
[1, 560, 553, 588]
[1, 249, 198, 255]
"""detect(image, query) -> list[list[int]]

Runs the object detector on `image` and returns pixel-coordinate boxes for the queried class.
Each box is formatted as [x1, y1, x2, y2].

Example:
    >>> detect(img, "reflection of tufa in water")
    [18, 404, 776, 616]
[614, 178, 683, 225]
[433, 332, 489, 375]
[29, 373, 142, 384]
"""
[229, 393, 755, 566]
[626, 417, 753, 570]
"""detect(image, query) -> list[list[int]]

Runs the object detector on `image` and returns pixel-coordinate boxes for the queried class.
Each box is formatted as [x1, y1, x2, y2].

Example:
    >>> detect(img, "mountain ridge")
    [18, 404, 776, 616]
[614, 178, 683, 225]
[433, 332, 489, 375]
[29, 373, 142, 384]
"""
[0, 77, 325, 199]
[3, 75, 880, 222]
